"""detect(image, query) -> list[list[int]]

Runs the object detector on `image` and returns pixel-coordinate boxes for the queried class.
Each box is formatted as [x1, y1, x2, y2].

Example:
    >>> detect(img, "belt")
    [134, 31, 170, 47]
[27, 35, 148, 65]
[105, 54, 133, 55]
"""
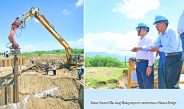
[137, 59, 148, 62]
[131, 86, 139, 88]
[165, 52, 182, 56]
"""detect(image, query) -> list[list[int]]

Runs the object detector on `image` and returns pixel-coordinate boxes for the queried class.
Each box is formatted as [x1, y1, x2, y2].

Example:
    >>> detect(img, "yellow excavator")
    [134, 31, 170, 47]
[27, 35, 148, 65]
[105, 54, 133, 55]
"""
[7, 7, 83, 67]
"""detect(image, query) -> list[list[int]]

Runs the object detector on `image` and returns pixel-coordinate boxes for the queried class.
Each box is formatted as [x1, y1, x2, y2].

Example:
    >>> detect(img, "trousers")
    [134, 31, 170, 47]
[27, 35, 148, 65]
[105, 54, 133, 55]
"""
[164, 54, 183, 89]
[136, 60, 154, 89]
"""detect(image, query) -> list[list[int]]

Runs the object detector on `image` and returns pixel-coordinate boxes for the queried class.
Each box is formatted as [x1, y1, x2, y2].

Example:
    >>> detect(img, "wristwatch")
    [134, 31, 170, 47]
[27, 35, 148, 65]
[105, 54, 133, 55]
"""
[139, 47, 142, 50]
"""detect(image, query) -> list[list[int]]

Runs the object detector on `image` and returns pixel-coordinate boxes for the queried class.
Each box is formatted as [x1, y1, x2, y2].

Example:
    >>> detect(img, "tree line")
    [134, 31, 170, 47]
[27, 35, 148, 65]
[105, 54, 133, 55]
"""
[20, 49, 84, 56]
[85, 55, 159, 67]
[85, 55, 124, 67]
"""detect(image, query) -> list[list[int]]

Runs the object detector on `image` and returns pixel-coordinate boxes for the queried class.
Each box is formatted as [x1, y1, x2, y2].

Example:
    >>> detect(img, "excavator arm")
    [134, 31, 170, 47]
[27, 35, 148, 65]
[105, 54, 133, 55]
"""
[7, 7, 72, 64]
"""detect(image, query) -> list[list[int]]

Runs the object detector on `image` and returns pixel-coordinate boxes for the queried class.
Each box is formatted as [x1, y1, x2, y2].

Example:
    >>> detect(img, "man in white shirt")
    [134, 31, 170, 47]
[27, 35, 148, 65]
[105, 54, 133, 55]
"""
[6, 51, 9, 58]
[52, 64, 57, 76]
[60, 59, 64, 65]
[80, 64, 84, 74]
[131, 23, 156, 89]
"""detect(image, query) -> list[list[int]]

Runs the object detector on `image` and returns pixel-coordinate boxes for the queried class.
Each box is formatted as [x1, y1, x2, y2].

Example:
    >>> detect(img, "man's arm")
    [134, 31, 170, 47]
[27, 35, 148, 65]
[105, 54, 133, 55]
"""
[147, 38, 156, 76]
[148, 38, 156, 66]
[135, 36, 162, 52]
[177, 11, 184, 35]
[149, 35, 163, 52]
[146, 57, 155, 76]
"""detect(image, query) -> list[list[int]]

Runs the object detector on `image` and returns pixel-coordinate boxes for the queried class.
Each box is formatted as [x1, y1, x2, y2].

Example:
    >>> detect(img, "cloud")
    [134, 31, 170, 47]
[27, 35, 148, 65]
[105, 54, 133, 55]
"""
[0, 38, 83, 52]
[0, 44, 8, 52]
[112, 0, 160, 19]
[68, 38, 84, 49]
[19, 38, 84, 52]
[62, 9, 71, 15]
[85, 32, 140, 56]
[75, 0, 84, 7]
[21, 44, 38, 52]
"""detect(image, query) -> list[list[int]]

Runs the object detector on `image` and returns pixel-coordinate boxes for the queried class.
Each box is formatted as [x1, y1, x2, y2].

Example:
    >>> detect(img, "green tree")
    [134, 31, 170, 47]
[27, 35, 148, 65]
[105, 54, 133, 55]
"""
[85, 55, 123, 67]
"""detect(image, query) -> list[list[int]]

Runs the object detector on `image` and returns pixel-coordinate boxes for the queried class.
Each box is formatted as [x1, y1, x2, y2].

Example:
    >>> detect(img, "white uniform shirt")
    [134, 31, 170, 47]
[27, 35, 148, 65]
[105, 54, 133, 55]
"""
[80, 65, 84, 69]
[52, 66, 57, 70]
[61, 60, 64, 64]
[136, 35, 156, 66]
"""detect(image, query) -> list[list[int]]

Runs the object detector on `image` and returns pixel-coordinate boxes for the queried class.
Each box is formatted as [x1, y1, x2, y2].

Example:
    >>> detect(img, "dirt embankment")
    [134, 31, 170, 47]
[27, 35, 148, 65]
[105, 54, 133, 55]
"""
[23, 54, 66, 67]
[0, 72, 83, 109]
[0, 54, 84, 109]
[20, 72, 83, 109]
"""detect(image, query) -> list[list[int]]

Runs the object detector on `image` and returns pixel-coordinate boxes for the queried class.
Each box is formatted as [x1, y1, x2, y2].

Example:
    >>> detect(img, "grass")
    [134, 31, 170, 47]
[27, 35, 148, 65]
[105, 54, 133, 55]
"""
[85, 67, 159, 89]
[85, 67, 128, 89]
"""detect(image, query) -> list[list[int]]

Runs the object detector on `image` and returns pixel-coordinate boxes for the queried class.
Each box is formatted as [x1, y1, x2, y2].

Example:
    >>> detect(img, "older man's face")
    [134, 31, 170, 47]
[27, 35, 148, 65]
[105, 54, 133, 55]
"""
[155, 22, 164, 32]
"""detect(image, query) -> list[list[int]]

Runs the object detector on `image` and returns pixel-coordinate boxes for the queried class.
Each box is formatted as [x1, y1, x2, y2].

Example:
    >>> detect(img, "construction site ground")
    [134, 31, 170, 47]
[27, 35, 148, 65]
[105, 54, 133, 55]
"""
[0, 54, 84, 109]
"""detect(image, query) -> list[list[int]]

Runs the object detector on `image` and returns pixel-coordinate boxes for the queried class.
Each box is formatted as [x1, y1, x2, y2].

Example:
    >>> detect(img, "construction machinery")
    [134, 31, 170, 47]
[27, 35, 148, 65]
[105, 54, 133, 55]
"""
[6, 7, 83, 66]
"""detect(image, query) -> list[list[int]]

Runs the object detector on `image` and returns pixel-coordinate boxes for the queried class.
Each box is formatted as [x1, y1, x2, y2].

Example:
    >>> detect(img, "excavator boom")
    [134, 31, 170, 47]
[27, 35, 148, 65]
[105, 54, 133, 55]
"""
[7, 7, 72, 63]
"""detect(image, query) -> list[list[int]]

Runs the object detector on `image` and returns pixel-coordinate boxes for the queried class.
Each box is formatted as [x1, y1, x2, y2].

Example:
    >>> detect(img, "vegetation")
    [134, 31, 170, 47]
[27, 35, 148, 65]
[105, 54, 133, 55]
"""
[8, 49, 84, 57]
[85, 67, 127, 89]
[85, 55, 124, 67]
[154, 58, 159, 67]
[85, 55, 159, 68]
[85, 55, 160, 89]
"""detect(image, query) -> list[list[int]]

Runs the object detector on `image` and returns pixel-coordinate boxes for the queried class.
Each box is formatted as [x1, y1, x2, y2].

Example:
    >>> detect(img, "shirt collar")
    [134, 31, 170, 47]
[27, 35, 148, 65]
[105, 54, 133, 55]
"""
[140, 34, 148, 40]
[161, 27, 169, 35]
